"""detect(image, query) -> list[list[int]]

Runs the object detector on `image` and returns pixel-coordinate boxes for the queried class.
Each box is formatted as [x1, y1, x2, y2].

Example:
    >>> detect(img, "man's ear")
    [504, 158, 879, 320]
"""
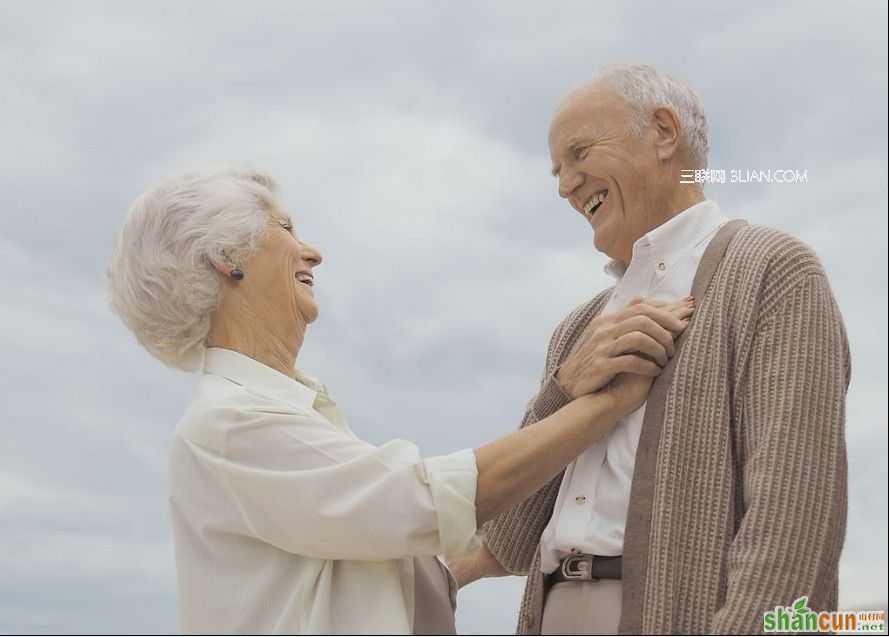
[651, 105, 681, 163]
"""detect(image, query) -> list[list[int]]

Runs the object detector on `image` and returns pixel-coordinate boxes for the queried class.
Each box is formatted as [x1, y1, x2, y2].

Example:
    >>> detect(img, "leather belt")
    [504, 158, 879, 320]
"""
[547, 554, 622, 584]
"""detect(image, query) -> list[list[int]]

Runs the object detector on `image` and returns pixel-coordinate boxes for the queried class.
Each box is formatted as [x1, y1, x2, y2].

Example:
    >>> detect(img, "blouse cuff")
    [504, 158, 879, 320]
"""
[421, 448, 481, 559]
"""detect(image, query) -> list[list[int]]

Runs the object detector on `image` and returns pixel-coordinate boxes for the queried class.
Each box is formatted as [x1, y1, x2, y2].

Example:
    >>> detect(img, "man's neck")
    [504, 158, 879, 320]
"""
[613, 185, 706, 267]
[652, 185, 706, 232]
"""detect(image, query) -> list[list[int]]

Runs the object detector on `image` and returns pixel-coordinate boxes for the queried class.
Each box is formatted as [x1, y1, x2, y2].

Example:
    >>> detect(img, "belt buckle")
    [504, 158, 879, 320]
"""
[561, 555, 594, 580]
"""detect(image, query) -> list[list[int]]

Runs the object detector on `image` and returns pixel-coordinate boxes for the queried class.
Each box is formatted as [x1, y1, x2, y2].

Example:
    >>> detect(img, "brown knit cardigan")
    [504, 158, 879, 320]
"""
[482, 221, 851, 634]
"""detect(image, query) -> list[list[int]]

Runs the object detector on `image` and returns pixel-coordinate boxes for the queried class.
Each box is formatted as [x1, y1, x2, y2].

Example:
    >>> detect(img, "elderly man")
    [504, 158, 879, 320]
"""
[450, 64, 850, 634]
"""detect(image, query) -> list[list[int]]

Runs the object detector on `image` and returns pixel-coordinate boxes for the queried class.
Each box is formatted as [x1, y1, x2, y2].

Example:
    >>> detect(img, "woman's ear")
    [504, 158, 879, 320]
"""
[207, 255, 228, 275]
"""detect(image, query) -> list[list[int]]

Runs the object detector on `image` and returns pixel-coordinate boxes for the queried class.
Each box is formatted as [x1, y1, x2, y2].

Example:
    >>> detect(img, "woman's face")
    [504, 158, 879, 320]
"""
[245, 208, 323, 327]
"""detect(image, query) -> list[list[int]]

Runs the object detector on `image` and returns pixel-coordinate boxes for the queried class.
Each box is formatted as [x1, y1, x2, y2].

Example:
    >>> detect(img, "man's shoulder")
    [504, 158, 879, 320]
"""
[716, 223, 835, 320]
[727, 223, 827, 281]
[544, 288, 614, 355]
[561, 288, 614, 329]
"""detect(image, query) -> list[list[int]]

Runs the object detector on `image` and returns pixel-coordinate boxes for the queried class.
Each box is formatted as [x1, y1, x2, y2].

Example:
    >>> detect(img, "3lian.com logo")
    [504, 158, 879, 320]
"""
[763, 596, 885, 633]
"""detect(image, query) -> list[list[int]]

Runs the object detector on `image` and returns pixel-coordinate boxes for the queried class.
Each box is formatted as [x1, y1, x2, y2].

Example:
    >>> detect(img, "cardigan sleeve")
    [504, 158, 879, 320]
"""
[480, 314, 573, 575]
[711, 272, 851, 633]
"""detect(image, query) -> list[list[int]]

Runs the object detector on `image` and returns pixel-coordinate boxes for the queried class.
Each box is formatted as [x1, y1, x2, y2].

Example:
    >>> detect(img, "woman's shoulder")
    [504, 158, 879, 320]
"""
[173, 374, 319, 453]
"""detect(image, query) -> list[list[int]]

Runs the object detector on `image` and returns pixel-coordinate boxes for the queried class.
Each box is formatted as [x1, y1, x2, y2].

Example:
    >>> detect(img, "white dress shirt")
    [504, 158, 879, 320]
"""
[539, 200, 729, 573]
[169, 347, 480, 634]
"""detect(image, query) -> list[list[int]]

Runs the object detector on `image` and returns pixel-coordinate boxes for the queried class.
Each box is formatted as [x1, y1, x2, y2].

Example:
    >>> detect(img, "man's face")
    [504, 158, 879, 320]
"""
[548, 84, 666, 265]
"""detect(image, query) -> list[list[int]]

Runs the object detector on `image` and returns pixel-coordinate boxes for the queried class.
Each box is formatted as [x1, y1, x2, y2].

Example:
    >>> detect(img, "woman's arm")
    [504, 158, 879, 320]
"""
[447, 370, 656, 586]
[474, 391, 621, 526]
[186, 308, 677, 562]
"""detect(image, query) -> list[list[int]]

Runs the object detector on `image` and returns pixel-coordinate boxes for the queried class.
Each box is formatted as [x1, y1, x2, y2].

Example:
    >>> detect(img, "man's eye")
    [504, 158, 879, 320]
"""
[574, 146, 590, 160]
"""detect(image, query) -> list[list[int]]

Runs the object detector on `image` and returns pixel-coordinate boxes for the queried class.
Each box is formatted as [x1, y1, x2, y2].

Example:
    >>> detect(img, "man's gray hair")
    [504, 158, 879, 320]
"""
[106, 168, 278, 372]
[595, 64, 710, 168]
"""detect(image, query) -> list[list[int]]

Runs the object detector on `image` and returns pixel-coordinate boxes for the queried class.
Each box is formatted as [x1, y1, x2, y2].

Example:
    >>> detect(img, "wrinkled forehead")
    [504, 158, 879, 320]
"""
[548, 84, 629, 152]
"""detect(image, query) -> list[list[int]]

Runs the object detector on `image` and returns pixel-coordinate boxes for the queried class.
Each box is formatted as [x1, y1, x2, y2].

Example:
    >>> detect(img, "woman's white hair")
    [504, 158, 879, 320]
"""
[595, 63, 710, 169]
[106, 168, 279, 372]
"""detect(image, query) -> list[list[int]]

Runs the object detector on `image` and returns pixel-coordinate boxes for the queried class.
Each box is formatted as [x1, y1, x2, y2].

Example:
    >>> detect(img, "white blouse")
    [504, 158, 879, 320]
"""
[168, 347, 479, 634]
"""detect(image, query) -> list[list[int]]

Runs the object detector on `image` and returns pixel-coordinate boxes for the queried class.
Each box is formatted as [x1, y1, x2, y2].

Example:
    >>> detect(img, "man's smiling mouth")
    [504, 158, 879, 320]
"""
[583, 189, 608, 218]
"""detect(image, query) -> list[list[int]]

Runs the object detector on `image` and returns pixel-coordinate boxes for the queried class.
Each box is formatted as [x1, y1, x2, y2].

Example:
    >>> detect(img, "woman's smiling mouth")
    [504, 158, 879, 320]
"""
[295, 271, 314, 288]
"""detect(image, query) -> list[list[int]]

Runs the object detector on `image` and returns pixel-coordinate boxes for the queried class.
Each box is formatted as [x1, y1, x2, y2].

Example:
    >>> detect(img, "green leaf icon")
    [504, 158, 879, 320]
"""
[793, 596, 809, 613]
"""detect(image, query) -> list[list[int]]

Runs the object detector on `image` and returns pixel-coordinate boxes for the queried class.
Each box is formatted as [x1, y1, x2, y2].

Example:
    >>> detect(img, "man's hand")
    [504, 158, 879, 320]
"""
[555, 296, 694, 398]
[446, 542, 509, 589]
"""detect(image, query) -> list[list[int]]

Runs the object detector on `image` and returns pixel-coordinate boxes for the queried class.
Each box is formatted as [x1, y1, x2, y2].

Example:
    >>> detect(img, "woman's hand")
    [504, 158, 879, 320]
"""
[556, 296, 694, 398]
[601, 370, 657, 420]
[601, 296, 694, 419]
[446, 543, 508, 589]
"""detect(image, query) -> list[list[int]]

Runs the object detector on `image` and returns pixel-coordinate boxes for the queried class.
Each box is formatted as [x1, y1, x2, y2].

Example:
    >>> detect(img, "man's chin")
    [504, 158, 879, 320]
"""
[592, 230, 610, 256]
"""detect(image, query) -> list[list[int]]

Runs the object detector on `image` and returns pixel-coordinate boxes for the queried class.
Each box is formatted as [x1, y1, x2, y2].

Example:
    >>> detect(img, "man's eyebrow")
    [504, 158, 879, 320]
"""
[550, 134, 594, 177]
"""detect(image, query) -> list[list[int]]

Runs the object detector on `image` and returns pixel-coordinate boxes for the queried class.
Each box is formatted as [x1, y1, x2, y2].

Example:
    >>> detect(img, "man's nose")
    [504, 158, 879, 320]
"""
[558, 169, 583, 199]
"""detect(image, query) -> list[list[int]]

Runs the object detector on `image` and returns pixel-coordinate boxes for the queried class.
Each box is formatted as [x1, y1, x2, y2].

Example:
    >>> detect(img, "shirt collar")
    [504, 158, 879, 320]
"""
[604, 199, 726, 280]
[202, 347, 318, 409]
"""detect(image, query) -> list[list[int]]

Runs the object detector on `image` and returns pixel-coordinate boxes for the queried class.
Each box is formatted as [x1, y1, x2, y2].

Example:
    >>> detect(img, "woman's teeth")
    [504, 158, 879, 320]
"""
[295, 272, 313, 287]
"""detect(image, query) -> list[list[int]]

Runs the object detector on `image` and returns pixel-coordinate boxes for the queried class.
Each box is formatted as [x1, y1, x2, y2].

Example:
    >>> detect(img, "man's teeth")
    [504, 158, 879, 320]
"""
[583, 190, 608, 215]
[296, 273, 313, 286]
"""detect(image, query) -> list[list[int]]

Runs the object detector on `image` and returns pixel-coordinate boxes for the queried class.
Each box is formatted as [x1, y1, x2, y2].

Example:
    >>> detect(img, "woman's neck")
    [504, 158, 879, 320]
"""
[206, 296, 304, 380]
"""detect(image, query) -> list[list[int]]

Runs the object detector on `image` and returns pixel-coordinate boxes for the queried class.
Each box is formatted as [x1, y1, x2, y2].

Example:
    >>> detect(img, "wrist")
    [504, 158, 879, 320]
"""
[554, 365, 576, 399]
[577, 391, 620, 427]
[452, 544, 507, 587]
[479, 543, 508, 578]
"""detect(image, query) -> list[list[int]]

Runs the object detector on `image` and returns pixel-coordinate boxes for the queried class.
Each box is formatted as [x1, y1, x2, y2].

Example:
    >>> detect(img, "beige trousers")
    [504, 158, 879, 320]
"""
[540, 579, 623, 635]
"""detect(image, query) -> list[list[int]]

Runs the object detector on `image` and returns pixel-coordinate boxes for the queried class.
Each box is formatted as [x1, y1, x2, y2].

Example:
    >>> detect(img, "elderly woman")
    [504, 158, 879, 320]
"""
[106, 168, 691, 635]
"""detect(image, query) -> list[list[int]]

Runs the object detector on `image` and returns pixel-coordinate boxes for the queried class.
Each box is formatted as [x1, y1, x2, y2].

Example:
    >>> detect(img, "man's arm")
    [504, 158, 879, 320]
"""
[711, 271, 851, 633]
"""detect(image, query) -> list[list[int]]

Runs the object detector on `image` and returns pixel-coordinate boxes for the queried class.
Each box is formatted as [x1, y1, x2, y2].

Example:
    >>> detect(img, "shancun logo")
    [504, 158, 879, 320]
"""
[763, 596, 816, 632]
[762, 596, 885, 633]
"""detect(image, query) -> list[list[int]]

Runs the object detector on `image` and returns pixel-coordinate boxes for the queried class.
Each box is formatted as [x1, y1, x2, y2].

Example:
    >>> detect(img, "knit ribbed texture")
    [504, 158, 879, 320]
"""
[481, 223, 851, 635]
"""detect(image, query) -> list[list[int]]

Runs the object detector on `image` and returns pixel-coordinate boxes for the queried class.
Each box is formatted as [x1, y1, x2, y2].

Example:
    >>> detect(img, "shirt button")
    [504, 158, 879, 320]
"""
[657, 262, 666, 271]
[575, 495, 586, 504]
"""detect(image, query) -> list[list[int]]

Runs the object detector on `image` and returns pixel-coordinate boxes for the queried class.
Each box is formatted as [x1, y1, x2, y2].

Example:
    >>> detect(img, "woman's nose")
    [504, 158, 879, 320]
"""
[302, 242, 323, 267]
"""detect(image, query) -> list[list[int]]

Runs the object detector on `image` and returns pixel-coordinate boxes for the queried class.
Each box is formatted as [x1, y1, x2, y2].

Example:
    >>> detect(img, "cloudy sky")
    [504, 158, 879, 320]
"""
[1, 1, 886, 633]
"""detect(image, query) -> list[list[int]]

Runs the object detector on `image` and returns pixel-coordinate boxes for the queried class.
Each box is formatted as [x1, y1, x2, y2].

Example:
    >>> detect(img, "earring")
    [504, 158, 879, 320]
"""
[220, 250, 244, 280]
